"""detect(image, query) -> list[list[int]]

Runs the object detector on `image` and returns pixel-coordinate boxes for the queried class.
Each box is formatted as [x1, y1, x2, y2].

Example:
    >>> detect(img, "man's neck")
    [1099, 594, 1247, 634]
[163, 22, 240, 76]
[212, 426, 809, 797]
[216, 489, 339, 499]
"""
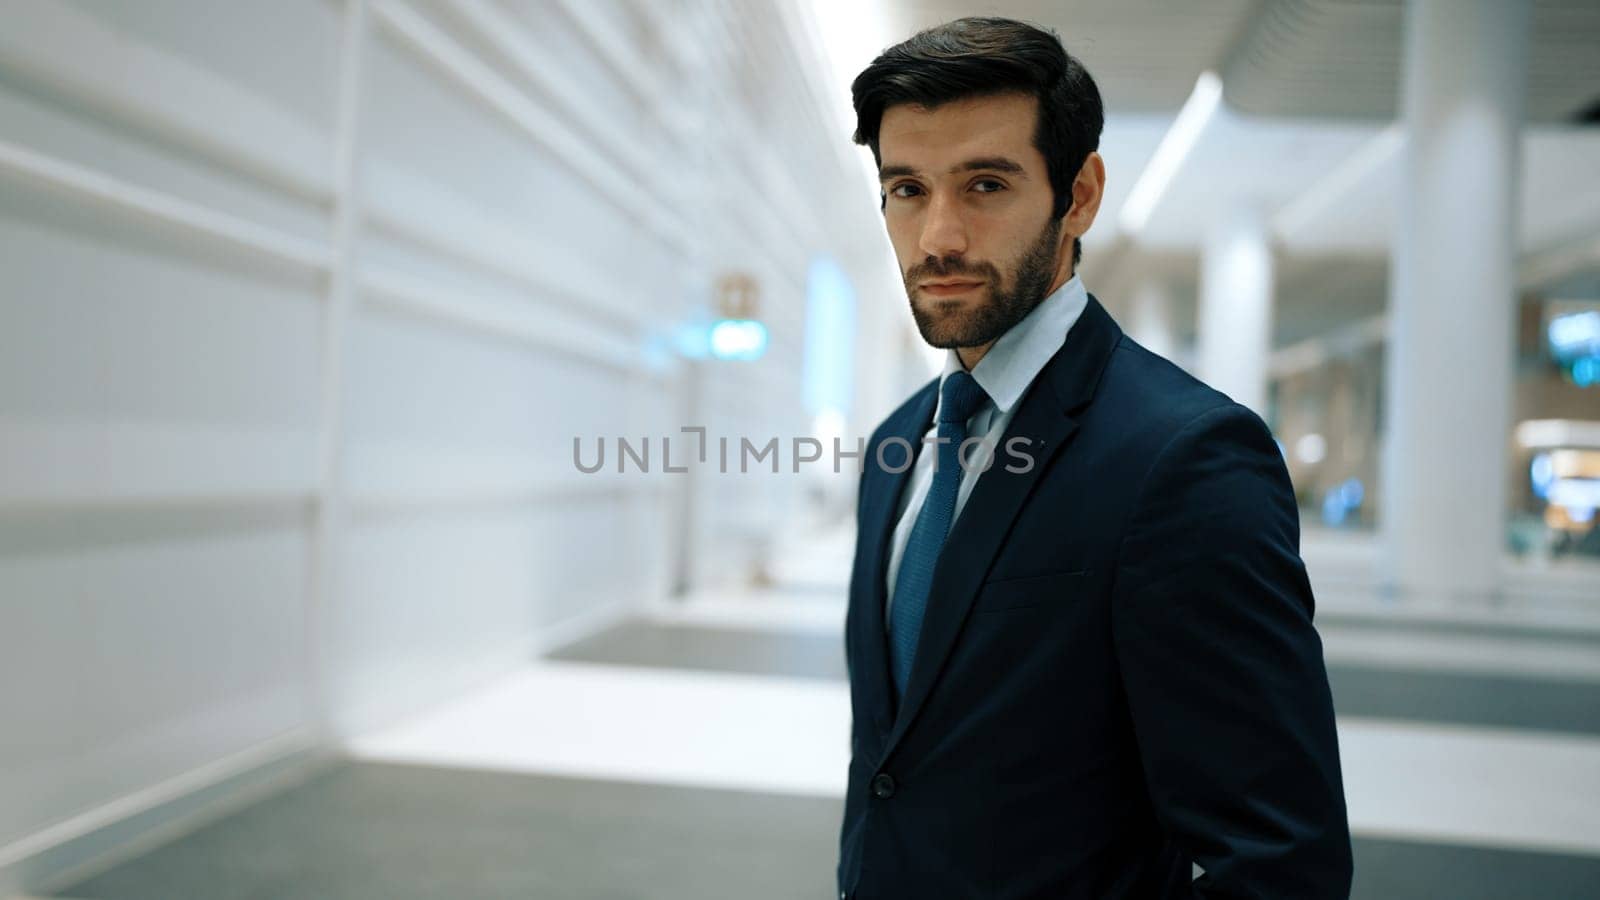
[956, 341, 995, 371]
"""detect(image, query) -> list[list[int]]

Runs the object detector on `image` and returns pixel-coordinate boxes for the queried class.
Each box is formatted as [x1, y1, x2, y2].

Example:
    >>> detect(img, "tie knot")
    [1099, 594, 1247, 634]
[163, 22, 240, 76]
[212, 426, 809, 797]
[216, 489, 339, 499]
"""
[938, 370, 989, 425]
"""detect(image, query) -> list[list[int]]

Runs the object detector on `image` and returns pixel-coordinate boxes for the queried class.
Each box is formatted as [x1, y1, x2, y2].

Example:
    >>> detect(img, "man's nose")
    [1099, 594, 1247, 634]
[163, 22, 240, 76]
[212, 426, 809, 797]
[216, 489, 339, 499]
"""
[917, 193, 968, 260]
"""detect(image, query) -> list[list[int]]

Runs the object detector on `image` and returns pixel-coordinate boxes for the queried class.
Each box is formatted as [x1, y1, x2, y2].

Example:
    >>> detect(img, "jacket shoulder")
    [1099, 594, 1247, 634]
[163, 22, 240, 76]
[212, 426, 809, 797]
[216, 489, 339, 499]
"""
[1097, 334, 1273, 456]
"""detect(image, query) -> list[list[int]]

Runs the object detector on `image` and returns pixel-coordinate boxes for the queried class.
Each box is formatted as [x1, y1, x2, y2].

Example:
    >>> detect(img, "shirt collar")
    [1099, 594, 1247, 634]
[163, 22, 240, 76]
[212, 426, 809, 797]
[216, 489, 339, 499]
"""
[935, 274, 1090, 418]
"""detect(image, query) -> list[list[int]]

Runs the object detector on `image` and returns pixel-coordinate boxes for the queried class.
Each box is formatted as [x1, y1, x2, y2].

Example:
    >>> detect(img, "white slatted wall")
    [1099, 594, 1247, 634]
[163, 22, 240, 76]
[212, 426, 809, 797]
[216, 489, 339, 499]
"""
[0, 0, 903, 891]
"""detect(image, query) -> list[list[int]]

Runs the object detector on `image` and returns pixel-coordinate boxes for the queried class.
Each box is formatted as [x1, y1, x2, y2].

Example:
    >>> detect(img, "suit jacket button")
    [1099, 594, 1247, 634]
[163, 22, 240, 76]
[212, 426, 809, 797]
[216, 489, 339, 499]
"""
[871, 773, 896, 799]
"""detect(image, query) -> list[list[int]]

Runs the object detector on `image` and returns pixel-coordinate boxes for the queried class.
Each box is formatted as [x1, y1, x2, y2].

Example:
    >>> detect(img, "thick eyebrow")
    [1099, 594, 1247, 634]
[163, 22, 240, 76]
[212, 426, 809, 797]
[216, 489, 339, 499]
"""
[878, 157, 1027, 182]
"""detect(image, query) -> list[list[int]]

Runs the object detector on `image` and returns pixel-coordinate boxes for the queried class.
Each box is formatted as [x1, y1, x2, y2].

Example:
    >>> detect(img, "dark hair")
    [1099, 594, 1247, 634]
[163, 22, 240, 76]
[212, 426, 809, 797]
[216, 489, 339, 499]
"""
[851, 17, 1103, 267]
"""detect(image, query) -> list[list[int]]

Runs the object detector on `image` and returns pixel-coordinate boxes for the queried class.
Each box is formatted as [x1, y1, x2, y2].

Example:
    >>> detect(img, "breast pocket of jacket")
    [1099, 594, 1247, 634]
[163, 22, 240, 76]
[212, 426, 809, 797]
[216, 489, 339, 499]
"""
[972, 568, 1093, 613]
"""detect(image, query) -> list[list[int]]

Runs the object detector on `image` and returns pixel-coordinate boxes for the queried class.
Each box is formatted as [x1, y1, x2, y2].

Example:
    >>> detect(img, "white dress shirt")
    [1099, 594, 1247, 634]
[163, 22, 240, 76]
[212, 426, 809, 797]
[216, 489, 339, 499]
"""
[884, 275, 1090, 612]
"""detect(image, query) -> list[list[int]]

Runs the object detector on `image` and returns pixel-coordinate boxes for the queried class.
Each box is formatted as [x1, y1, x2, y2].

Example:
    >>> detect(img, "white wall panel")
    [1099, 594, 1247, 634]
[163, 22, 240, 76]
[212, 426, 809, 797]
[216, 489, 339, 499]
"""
[340, 307, 637, 495]
[60, 0, 344, 135]
[0, 78, 330, 248]
[0, 0, 338, 214]
[0, 511, 310, 851]
[333, 491, 657, 733]
[0, 187, 324, 505]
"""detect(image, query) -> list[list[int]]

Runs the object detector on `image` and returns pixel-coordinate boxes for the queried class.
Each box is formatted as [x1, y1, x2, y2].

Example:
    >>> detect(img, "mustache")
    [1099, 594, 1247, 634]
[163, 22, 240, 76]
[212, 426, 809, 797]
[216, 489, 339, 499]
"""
[905, 257, 998, 285]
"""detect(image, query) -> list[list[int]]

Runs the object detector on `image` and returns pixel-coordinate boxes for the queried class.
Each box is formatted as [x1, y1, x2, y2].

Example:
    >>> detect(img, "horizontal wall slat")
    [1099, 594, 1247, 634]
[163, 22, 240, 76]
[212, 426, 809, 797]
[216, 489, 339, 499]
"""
[359, 160, 654, 333]
[357, 264, 651, 373]
[0, 483, 665, 521]
[0, 144, 668, 376]
[348, 478, 668, 521]
[0, 0, 335, 203]
[546, 0, 685, 147]
[437, 0, 664, 203]
[369, 0, 691, 256]
[0, 139, 334, 272]
[0, 419, 320, 509]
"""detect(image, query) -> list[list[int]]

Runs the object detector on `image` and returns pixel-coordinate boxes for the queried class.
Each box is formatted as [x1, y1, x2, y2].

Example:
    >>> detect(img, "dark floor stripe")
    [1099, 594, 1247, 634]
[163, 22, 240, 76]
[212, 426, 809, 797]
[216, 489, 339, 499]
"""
[1351, 836, 1600, 900]
[1327, 665, 1600, 735]
[548, 619, 847, 681]
[1320, 611, 1600, 646]
[551, 620, 1600, 735]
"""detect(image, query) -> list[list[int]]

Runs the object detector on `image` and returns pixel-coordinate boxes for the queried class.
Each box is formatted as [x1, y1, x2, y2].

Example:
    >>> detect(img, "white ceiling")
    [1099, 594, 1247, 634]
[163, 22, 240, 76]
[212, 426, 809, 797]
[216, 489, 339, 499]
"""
[1127, 109, 1378, 251]
[1127, 115, 1600, 257]
[1222, 0, 1600, 123]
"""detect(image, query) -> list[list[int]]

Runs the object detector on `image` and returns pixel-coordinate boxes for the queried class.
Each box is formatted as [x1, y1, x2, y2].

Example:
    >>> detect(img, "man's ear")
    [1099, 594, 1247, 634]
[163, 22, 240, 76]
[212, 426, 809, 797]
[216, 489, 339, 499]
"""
[1067, 151, 1106, 237]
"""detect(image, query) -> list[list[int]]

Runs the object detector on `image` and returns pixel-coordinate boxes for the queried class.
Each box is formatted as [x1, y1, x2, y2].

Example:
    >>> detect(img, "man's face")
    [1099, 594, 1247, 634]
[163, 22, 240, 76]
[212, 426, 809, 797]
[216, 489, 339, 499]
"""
[877, 92, 1070, 351]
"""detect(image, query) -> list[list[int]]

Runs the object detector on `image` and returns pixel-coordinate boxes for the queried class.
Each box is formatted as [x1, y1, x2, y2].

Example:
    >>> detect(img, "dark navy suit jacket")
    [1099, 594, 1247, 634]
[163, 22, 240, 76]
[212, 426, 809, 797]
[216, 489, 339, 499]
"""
[838, 295, 1352, 899]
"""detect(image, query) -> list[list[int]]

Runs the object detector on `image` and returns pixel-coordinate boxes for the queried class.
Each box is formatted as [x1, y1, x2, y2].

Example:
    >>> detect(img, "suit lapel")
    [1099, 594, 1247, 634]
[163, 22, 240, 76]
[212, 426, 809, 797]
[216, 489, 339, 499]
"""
[881, 295, 1122, 761]
[854, 379, 938, 737]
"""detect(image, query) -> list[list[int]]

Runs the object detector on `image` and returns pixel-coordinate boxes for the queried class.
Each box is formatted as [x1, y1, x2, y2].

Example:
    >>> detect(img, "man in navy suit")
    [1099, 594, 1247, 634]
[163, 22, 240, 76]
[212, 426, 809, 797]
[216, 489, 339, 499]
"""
[836, 17, 1352, 899]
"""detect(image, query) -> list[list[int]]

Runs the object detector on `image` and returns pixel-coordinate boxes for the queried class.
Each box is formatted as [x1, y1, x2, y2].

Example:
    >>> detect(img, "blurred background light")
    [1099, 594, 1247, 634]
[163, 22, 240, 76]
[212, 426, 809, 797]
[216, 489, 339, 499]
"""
[1571, 355, 1599, 387]
[1531, 452, 1556, 499]
[1117, 70, 1223, 235]
[1548, 309, 1600, 358]
[1295, 432, 1328, 465]
[708, 319, 768, 361]
[802, 256, 857, 417]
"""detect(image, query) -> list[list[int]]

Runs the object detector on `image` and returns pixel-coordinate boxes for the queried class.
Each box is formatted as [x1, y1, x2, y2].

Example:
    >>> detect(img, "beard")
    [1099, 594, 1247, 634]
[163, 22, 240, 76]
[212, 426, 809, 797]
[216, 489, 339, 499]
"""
[903, 215, 1063, 349]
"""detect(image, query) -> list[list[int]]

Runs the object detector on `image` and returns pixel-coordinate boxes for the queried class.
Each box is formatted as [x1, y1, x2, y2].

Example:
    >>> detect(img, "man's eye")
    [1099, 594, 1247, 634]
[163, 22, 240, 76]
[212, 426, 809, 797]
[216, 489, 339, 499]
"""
[973, 179, 1005, 193]
[889, 183, 922, 198]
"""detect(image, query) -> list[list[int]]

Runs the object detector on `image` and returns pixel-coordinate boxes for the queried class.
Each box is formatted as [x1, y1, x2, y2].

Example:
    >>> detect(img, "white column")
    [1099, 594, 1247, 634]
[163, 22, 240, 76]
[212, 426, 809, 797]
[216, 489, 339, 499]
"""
[1130, 276, 1179, 363]
[1380, 0, 1529, 600]
[1196, 205, 1275, 417]
[307, 0, 368, 741]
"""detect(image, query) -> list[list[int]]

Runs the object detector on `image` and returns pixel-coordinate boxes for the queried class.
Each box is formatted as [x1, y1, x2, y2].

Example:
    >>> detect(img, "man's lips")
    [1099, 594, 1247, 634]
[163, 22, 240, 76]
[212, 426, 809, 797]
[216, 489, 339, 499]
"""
[919, 279, 984, 296]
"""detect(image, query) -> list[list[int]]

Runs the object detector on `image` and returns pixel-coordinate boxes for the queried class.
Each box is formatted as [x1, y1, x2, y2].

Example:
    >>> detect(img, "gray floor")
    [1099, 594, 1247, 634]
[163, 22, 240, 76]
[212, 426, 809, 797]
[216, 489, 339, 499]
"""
[54, 762, 842, 900]
[50, 619, 1600, 899]
[50, 760, 1600, 900]
[1349, 838, 1600, 900]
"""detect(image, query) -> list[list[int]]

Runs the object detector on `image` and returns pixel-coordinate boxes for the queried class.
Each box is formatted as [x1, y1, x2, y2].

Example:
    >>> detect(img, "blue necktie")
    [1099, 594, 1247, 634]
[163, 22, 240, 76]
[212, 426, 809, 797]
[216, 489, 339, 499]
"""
[889, 370, 990, 696]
